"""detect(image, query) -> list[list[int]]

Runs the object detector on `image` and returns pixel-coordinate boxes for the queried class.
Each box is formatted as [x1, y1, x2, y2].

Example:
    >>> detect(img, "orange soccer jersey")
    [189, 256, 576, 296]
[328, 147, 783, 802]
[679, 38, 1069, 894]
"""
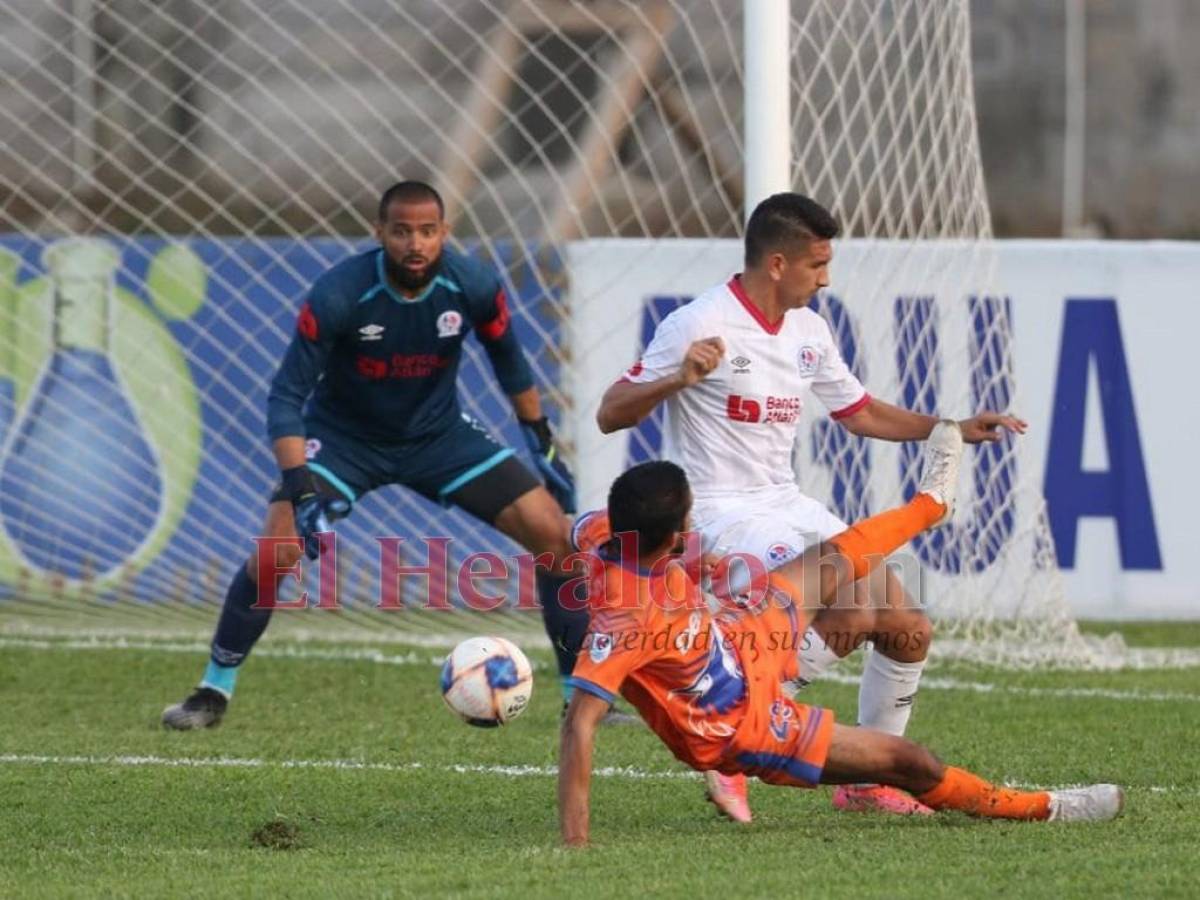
[568, 531, 835, 788]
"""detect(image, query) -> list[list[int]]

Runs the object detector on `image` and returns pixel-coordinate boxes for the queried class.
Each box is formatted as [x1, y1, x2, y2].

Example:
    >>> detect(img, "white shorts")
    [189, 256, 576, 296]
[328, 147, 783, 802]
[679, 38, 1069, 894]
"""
[694, 489, 848, 593]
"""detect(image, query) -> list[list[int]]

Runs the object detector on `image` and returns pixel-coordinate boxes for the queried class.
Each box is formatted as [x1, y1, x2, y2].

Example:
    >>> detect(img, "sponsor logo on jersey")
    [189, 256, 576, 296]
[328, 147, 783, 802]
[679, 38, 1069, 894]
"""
[436, 310, 463, 338]
[626, 361, 644, 379]
[731, 354, 752, 374]
[590, 632, 613, 664]
[766, 395, 802, 424]
[768, 699, 795, 741]
[797, 344, 821, 375]
[358, 323, 385, 341]
[304, 438, 322, 460]
[726, 394, 761, 422]
[726, 394, 802, 424]
[355, 353, 451, 380]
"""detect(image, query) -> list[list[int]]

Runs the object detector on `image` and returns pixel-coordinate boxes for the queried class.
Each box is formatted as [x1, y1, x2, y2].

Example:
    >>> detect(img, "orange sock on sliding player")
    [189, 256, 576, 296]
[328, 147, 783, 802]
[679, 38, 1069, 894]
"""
[828, 493, 944, 578]
[917, 766, 1051, 820]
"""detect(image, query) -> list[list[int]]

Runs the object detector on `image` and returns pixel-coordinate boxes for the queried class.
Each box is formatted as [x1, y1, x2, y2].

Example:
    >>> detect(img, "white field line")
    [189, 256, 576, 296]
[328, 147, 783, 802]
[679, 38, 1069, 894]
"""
[0, 622, 545, 649]
[0, 636, 472, 669]
[0, 753, 692, 780]
[0, 753, 1194, 796]
[2, 635, 1198, 705]
[5, 622, 1200, 669]
[813, 670, 1200, 704]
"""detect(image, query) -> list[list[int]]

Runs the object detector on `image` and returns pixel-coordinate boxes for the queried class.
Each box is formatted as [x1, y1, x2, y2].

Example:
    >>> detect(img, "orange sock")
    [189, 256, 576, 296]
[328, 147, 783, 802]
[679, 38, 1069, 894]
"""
[917, 766, 1051, 820]
[828, 493, 944, 578]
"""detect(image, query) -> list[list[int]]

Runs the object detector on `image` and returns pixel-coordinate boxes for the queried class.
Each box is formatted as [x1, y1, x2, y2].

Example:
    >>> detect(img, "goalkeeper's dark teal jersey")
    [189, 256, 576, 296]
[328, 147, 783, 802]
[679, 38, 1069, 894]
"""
[266, 246, 534, 443]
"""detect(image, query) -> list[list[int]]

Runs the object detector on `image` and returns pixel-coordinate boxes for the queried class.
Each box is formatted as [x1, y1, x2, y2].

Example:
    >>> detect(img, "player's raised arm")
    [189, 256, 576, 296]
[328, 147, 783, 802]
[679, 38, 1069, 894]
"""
[558, 688, 610, 847]
[596, 336, 724, 433]
[836, 398, 1028, 444]
[808, 318, 1027, 443]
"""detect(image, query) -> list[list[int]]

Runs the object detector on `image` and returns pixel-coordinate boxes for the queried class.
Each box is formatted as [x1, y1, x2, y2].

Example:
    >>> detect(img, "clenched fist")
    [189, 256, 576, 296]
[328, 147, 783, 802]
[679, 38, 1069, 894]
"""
[678, 337, 725, 387]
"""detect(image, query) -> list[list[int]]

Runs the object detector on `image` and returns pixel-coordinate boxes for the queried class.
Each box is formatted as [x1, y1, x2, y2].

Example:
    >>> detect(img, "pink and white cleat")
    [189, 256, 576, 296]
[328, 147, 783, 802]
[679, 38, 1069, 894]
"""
[704, 771, 752, 823]
[832, 784, 934, 815]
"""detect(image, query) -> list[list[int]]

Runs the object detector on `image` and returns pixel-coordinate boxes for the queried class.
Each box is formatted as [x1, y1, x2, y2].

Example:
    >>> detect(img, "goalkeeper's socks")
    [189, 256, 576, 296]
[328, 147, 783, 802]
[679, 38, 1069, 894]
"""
[829, 494, 944, 579]
[203, 566, 272, 697]
[917, 766, 1051, 820]
[537, 571, 589, 679]
[200, 659, 238, 699]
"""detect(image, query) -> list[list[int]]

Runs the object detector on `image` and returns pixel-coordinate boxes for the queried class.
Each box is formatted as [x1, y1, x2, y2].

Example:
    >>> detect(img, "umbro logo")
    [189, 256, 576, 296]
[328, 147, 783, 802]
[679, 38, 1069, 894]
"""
[731, 355, 752, 374]
[358, 324, 385, 341]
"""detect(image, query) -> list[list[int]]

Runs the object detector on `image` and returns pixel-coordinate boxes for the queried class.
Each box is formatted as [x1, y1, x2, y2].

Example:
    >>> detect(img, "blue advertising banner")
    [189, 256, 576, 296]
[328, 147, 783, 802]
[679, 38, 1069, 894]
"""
[0, 236, 561, 608]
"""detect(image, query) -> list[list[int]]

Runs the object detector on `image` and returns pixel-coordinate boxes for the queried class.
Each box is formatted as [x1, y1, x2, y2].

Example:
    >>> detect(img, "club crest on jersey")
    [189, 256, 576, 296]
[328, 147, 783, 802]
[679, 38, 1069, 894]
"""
[436, 310, 463, 338]
[797, 344, 821, 375]
[768, 699, 795, 741]
[589, 632, 613, 664]
[766, 542, 796, 568]
[358, 323, 385, 341]
[304, 438, 322, 460]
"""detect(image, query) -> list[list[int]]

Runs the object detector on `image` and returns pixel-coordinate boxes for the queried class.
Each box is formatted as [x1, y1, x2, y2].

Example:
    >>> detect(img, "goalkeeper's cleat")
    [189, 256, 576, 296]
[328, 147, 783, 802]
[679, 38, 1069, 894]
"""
[161, 687, 228, 730]
[1047, 784, 1124, 822]
[918, 420, 964, 526]
[704, 771, 752, 823]
[832, 783, 934, 816]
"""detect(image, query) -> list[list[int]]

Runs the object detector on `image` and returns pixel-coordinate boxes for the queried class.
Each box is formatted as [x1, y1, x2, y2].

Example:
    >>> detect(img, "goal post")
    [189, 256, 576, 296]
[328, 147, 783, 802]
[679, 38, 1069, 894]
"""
[743, 0, 792, 213]
[0, 0, 1102, 665]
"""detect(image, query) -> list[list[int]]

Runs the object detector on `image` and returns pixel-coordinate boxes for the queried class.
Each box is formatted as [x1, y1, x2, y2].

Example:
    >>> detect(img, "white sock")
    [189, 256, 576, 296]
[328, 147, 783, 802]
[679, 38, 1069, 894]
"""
[796, 626, 841, 687]
[857, 649, 926, 736]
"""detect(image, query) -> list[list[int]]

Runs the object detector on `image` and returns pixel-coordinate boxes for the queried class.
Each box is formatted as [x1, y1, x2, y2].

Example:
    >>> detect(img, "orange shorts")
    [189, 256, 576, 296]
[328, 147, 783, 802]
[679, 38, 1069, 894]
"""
[718, 592, 834, 788]
[724, 696, 835, 787]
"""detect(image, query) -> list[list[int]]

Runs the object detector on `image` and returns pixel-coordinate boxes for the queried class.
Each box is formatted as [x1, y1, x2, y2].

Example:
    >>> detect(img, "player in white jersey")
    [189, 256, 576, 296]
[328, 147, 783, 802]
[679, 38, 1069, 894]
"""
[597, 193, 1026, 820]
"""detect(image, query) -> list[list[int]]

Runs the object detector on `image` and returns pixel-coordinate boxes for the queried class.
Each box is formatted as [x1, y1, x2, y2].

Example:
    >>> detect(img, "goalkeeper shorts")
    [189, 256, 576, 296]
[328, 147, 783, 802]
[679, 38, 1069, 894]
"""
[269, 413, 539, 523]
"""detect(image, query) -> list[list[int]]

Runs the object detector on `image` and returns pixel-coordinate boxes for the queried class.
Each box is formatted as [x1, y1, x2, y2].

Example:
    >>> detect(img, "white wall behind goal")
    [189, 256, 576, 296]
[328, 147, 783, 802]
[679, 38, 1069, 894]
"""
[567, 239, 1198, 621]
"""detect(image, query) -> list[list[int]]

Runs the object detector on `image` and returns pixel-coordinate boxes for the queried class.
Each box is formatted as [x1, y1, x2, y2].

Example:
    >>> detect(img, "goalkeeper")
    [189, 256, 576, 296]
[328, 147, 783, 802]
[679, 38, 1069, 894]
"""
[164, 181, 588, 728]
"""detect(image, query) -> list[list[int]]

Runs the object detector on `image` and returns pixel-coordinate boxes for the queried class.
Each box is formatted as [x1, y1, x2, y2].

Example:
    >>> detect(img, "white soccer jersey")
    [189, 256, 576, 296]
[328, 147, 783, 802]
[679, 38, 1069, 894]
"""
[623, 275, 869, 524]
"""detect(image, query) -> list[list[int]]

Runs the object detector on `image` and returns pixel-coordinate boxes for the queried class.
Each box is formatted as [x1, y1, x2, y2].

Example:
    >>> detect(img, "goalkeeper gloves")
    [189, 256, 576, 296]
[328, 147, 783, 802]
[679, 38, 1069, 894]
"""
[518, 416, 576, 514]
[280, 465, 350, 560]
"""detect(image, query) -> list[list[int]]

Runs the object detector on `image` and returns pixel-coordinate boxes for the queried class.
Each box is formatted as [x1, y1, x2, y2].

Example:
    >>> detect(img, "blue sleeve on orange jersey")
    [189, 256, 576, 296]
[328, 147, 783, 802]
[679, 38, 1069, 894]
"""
[564, 676, 617, 704]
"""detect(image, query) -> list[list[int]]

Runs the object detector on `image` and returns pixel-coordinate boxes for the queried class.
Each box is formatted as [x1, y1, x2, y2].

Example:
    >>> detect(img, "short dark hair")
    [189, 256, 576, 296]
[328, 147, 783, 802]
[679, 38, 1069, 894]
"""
[744, 193, 839, 267]
[607, 461, 691, 555]
[378, 180, 444, 221]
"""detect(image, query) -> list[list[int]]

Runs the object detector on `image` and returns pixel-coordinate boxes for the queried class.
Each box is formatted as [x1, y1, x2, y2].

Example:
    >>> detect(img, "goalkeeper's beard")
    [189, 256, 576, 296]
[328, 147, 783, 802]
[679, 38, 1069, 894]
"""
[383, 251, 441, 293]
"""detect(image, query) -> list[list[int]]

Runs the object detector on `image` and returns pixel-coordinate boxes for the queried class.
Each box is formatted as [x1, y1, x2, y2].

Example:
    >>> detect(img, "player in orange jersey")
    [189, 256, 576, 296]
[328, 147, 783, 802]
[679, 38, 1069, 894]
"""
[558, 428, 1122, 847]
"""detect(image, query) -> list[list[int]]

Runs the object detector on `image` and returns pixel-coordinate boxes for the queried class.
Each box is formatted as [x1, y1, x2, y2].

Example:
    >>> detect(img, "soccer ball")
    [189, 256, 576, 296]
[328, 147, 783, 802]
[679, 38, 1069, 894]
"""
[439, 636, 533, 727]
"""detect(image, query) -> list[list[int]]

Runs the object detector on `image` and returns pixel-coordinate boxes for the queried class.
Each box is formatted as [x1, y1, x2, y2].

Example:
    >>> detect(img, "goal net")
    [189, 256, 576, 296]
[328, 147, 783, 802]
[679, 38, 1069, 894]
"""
[0, 0, 1102, 665]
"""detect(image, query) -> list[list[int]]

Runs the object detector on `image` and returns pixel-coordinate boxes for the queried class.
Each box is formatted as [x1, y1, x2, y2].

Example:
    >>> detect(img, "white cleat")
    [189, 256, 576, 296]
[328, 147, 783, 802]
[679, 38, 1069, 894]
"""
[1047, 784, 1124, 822]
[918, 420, 964, 526]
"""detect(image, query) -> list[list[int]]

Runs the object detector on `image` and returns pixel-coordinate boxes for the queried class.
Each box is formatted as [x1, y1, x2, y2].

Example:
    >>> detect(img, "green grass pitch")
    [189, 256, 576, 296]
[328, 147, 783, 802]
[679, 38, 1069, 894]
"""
[0, 623, 1197, 898]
